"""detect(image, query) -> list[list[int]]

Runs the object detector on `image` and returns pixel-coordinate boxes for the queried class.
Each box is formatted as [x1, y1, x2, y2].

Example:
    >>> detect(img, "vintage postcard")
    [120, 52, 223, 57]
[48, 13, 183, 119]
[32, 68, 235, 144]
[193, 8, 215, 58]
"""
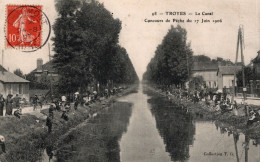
[0, 0, 259, 162]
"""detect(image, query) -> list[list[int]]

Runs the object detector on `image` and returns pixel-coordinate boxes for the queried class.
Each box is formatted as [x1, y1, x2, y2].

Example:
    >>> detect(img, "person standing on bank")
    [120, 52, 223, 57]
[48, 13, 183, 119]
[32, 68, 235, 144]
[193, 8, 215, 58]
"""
[13, 94, 21, 110]
[38, 94, 45, 109]
[5, 94, 13, 115]
[0, 94, 5, 116]
[33, 95, 39, 110]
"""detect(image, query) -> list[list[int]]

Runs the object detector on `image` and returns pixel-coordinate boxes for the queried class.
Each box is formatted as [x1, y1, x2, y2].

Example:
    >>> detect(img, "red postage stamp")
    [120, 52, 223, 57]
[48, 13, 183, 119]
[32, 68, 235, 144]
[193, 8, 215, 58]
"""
[6, 5, 42, 49]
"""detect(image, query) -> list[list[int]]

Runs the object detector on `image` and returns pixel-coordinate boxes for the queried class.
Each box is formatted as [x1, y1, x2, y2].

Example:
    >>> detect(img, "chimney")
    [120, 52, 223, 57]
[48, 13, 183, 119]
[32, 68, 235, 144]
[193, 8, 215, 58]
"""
[37, 58, 43, 71]
[258, 50, 260, 57]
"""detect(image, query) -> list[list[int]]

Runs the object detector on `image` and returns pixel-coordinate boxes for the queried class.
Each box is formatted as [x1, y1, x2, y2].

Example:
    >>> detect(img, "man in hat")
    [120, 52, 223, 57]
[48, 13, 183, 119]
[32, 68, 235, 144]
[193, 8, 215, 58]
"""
[0, 135, 5, 153]
[5, 94, 13, 115]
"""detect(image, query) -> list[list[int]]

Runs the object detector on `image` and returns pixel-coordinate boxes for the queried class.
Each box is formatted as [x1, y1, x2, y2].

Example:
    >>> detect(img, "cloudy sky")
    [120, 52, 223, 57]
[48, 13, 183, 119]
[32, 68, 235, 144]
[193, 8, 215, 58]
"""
[0, 0, 259, 79]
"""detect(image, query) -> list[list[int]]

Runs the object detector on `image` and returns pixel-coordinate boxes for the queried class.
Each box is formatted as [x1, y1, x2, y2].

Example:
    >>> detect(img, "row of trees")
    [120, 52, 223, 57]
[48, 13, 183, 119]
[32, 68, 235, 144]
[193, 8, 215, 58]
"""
[52, 0, 138, 93]
[143, 25, 193, 86]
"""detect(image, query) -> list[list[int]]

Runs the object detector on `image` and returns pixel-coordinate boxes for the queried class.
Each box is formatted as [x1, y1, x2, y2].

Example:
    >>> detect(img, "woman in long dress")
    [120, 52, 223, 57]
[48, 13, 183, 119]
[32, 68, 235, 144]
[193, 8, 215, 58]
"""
[0, 94, 5, 116]
[5, 94, 13, 115]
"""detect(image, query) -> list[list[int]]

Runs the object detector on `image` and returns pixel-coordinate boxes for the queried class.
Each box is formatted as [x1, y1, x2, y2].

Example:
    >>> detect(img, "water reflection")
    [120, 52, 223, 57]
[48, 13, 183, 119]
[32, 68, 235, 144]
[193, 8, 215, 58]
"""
[46, 146, 54, 161]
[148, 96, 196, 161]
[143, 86, 259, 162]
[215, 122, 260, 162]
[45, 102, 132, 162]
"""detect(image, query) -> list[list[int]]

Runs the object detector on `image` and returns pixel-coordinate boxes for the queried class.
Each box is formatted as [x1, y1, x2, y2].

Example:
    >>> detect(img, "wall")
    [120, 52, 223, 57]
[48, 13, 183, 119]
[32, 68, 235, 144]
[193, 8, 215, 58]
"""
[192, 71, 218, 88]
[222, 75, 234, 88]
[2, 83, 29, 100]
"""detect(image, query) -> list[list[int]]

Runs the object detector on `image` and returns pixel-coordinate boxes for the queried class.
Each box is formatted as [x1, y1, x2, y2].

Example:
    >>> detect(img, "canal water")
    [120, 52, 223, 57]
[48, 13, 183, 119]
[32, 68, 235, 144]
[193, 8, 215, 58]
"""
[41, 84, 259, 161]
[118, 85, 260, 162]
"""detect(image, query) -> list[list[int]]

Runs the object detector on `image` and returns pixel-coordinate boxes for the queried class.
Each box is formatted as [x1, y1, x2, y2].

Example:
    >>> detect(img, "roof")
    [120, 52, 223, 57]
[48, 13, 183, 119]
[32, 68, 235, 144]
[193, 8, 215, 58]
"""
[217, 65, 242, 75]
[32, 60, 57, 73]
[0, 65, 29, 83]
[192, 62, 218, 71]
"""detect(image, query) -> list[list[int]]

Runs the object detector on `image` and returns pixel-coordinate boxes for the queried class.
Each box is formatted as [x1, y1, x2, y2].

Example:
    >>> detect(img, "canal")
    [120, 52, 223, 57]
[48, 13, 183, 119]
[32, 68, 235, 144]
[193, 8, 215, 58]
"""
[43, 84, 259, 162]
[119, 85, 259, 162]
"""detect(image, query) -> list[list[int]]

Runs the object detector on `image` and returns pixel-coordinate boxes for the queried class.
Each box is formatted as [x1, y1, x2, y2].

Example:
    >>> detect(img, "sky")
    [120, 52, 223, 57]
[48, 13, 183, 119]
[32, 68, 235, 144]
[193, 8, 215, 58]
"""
[0, 0, 259, 80]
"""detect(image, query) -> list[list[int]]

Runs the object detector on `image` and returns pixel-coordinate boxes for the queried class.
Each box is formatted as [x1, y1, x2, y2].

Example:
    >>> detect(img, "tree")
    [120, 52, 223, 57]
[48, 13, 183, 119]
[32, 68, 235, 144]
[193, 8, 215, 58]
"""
[236, 66, 255, 87]
[193, 55, 211, 62]
[189, 76, 205, 90]
[13, 69, 24, 78]
[212, 57, 234, 66]
[143, 25, 193, 86]
[53, 0, 138, 94]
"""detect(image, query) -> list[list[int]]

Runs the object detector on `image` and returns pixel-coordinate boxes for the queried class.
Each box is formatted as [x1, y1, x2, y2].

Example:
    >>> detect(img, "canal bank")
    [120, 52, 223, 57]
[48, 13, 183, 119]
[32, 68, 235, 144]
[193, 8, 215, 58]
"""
[144, 84, 260, 139]
[0, 85, 138, 162]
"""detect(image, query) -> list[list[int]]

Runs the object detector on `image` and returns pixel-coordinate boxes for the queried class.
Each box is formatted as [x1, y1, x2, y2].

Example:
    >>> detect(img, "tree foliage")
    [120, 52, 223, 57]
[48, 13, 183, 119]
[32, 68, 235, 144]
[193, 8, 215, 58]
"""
[143, 25, 193, 86]
[189, 76, 205, 90]
[25, 72, 55, 90]
[236, 66, 255, 87]
[53, 0, 138, 94]
[193, 55, 211, 62]
[13, 68, 24, 78]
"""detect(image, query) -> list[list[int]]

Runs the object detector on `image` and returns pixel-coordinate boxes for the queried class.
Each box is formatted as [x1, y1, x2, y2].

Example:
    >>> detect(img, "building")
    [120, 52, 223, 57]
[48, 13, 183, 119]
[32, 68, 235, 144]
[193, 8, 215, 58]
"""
[217, 65, 242, 91]
[250, 50, 260, 96]
[0, 65, 30, 100]
[191, 62, 218, 88]
[31, 58, 59, 82]
[252, 50, 260, 79]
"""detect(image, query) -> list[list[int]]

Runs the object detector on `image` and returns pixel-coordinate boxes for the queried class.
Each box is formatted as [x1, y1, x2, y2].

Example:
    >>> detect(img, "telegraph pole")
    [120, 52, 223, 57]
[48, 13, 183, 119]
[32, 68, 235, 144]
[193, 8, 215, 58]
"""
[232, 26, 246, 102]
[232, 26, 248, 119]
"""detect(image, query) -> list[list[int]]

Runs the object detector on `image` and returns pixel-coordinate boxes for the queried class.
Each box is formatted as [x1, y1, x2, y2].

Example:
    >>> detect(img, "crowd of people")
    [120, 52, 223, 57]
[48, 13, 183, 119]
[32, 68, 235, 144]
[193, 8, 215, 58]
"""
[0, 94, 27, 118]
[45, 86, 125, 133]
[165, 87, 260, 126]
[0, 86, 126, 153]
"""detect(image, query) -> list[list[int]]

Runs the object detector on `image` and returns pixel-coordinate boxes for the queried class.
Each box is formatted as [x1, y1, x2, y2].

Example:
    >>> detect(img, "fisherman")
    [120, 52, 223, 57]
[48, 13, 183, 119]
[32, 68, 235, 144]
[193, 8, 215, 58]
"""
[247, 110, 260, 126]
[46, 115, 53, 133]
[49, 104, 55, 119]
[38, 94, 45, 109]
[64, 102, 71, 112]
[32, 95, 39, 111]
[0, 94, 5, 116]
[104, 89, 108, 99]
[74, 93, 79, 110]
[0, 135, 5, 153]
[61, 110, 69, 121]
[14, 107, 22, 119]
[61, 95, 66, 107]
